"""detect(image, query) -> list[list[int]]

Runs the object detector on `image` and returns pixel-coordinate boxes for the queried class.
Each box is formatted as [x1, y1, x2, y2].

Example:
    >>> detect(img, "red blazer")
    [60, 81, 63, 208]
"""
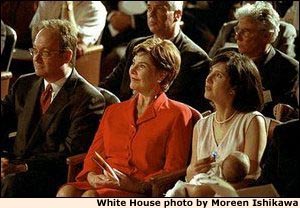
[73, 93, 193, 196]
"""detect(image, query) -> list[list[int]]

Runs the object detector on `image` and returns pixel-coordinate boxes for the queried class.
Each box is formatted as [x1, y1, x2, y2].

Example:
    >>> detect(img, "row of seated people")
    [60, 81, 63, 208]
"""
[100, 1, 299, 118]
[101, 1, 299, 81]
[0, 0, 298, 195]
[1, 1, 298, 76]
[1, 17, 298, 197]
[1, 2, 299, 116]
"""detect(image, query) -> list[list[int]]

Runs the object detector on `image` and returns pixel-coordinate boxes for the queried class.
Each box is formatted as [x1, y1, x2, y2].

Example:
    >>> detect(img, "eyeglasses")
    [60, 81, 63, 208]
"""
[28, 48, 63, 58]
[234, 26, 259, 39]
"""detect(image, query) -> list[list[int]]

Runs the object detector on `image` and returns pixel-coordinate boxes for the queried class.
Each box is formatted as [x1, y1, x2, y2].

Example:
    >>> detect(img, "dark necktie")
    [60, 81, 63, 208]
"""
[40, 84, 53, 114]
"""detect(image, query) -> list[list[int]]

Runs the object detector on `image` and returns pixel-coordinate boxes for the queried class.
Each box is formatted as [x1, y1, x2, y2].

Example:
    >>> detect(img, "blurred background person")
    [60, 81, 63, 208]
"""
[100, 1, 151, 81]
[101, 1, 212, 113]
[30, 1, 107, 58]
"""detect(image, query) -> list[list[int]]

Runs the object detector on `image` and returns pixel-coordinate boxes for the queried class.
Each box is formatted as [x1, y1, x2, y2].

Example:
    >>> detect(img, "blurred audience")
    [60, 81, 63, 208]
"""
[1, 20, 5, 55]
[100, 1, 151, 81]
[1, 1, 38, 50]
[57, 37, 194, 197]
[101, 1, 212, 113]
[30, 1, 107, 58]
[1, 19, 104, 197]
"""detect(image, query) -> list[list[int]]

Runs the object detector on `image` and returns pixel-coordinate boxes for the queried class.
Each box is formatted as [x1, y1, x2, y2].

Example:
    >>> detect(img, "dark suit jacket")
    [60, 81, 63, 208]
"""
[101, 1, 150, 56]
[259, 47, 298, 117]
[101, 31, 212, 112]
[1, 69, 105, 196]
[209, 20, 297, 58]
[258, 119, 300, 197]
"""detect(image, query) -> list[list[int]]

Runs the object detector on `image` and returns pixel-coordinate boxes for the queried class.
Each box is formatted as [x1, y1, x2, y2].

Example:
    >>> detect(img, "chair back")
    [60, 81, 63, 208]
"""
[76, 45, 103, 86]
[0, 25, 17, 71]
[265, 117, 281, 141]
[98, 87, 120, 107]
[1, 71, 12, 99]
[187, 105, 202, 125]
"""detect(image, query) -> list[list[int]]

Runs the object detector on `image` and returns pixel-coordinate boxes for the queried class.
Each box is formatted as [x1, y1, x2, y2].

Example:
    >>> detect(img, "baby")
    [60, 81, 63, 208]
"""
[165, 151, 250, 197]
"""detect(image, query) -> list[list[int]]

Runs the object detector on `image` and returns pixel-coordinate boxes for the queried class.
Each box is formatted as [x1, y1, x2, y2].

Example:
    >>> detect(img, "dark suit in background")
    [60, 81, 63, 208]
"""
[101, 31, 212, 113]
[1, 69, 105, 197]
[258, 46, 298, 118]
[257, 119, 300, 197]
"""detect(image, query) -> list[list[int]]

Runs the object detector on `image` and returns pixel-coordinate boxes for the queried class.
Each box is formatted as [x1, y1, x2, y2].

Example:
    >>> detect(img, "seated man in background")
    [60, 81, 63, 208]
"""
[209, 20, 297, 59]
[1, 19, 105, 197]
[30, 1, 107, 57]
[100, 1, 151, 81]
[209, 2, 297, 58]
[233, 1, 298, 118]
[101, 1, 212, 113]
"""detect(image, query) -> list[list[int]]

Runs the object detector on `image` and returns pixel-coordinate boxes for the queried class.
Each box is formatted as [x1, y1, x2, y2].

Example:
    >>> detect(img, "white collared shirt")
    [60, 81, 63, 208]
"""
[43, 69, 72, 103]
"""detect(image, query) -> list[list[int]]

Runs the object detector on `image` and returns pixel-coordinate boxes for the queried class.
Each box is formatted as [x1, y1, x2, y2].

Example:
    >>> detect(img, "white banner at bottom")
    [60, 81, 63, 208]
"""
[1, 197, 299, 208]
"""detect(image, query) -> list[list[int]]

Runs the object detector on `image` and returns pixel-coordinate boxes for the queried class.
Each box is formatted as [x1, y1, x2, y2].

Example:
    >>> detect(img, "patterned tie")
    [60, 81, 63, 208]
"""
[40, 84, 53, 114]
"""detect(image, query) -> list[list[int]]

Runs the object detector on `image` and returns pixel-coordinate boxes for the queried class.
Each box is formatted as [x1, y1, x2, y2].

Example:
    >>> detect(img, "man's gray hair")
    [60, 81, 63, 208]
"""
[166, 1, 183, 11]
[235, 1, 280, 43]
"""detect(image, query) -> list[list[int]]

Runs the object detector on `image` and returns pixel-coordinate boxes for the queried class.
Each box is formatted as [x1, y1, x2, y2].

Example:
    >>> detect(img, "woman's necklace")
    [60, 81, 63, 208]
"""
[214, 111, 237, 124]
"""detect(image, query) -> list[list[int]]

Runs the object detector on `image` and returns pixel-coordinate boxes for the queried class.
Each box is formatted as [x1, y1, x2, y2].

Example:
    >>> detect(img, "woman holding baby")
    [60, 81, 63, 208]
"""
[167, 51, 268, 197]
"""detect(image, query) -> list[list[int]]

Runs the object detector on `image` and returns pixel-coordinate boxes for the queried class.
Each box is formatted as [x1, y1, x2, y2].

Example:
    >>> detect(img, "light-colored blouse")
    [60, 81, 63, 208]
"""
[194, 111, 266, 176]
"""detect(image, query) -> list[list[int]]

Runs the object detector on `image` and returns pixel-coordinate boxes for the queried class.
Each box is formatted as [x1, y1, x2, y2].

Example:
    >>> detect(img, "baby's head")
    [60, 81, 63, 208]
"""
[221, 151, 250, 182]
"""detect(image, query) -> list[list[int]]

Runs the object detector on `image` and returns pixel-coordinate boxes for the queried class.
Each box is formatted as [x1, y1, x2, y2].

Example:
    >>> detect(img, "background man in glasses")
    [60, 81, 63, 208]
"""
[1, 19, 105, 197]
[234, 1, 298, 118]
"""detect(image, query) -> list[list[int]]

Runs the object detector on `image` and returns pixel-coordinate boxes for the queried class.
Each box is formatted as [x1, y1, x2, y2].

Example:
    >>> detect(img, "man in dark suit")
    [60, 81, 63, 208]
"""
[1, 19, 105, 197]
[232, 1, 298, 118]
[101, 1, 212, 113]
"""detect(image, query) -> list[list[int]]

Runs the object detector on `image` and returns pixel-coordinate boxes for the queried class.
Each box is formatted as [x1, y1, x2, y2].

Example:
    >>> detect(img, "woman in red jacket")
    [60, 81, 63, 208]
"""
[57, 37, 195, 197]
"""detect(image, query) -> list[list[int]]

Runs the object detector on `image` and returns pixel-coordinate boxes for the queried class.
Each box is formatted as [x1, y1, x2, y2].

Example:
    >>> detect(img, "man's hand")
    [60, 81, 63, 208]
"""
[273, 103, 295, 121]
[109, 11, 132, 33]
[76, 43, 88, 58]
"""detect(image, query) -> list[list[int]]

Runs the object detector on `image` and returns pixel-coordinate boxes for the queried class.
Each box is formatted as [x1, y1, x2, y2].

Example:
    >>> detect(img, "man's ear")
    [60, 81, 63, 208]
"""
[263, 31, 272, 44]
[63, 49, 73, 64]
[174, 10, 182, 22]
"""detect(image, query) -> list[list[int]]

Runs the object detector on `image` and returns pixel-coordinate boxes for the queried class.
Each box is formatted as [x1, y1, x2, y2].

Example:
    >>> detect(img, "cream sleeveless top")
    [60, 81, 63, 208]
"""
[194, 111, 265, 164]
